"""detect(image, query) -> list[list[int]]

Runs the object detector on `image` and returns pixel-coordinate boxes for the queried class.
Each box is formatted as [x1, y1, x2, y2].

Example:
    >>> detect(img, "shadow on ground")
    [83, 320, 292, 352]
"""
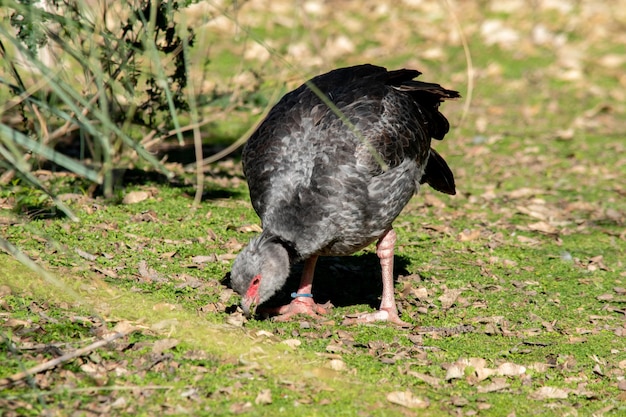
[225, 253, 412, 313]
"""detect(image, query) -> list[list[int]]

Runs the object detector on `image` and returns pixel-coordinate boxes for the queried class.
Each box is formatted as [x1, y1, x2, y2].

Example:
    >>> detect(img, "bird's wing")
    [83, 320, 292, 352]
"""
[241, 65, 459, 255]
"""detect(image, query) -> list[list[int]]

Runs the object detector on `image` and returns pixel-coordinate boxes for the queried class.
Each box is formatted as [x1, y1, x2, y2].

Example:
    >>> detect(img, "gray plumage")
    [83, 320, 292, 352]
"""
[231, 64, 458, 319]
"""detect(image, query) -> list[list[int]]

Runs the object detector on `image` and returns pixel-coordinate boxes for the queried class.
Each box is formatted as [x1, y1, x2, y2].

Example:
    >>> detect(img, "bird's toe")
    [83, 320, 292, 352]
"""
[263, 298, 330, 322]
[342, 308, 412, 328]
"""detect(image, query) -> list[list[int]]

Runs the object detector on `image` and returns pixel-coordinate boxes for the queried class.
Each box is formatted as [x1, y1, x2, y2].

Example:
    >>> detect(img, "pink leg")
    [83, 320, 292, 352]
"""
[264, 255, 330, 321]
[343, 229, 411, 327]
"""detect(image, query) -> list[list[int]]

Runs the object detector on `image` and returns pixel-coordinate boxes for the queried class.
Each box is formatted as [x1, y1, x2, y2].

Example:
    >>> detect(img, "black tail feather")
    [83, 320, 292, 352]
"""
[420, 148, 456, 195]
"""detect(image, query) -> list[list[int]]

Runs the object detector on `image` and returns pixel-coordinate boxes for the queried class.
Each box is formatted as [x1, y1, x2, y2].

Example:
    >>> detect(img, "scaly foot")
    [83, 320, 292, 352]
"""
[342, 307, 412, 328]
[261, 297, 330, 322]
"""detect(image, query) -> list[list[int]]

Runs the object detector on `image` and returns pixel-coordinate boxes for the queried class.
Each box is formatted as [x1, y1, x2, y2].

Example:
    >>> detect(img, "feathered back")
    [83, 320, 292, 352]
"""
[243, 65, 459, 235]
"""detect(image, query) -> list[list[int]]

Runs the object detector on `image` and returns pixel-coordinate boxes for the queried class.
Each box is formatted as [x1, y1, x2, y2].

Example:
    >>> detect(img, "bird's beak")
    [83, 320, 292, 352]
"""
[241, 296, 257, 318]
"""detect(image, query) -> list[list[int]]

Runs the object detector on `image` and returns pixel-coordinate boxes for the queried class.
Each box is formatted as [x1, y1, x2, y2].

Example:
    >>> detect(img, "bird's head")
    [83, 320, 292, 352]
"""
[230, 234, 291, 318]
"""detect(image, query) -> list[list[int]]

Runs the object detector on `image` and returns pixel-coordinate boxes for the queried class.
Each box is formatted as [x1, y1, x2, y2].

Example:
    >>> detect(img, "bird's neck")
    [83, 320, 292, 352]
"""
[261, 231, 300, 263]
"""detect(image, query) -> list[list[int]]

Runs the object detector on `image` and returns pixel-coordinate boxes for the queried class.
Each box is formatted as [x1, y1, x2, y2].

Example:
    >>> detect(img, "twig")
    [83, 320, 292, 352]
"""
[1, 385, 174, 400]
[442, 0, 474, 127]
[0, 328, 133, 387]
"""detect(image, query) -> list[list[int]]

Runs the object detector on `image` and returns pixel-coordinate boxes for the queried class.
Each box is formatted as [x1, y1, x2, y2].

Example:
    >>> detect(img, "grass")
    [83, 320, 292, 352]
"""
[2, 0, 626, 415]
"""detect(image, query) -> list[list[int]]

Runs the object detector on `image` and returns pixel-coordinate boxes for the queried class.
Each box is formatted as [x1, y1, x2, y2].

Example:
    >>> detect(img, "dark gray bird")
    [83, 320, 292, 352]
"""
[230, 64, 458, 325]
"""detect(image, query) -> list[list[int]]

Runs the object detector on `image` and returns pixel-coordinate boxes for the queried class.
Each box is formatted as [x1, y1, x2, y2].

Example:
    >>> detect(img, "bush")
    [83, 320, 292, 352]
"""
[0, 0, 199, 204]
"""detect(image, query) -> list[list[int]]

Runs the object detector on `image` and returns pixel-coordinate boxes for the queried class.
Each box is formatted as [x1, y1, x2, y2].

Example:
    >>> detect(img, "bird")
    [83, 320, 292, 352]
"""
[230, 64, 459, 325]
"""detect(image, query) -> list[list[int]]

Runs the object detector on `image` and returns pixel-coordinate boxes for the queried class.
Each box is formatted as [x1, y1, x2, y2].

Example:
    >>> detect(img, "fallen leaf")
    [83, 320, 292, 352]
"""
[229, 402, 253, 414]
[122, 190, 150, 204]
[407, 371, 442, 387]
[152, 338, 179, 355]
[191, 254, 217, 264]
[225, 312, 246, 327]
[526, 221, 558, 234]
[234, 224, 263, 233]
[386, 391, 429, 409]
[151, 319, 179, 332]
[153, 303, 177, 311]
[597, 293, 614, 301]
[530, 386, 569, 400]
[160, 251, 177, 259]
[75, 248, 97, 261]
[138, 260, 166, 283]
[439, 288, 463, 310]
[217, 253, 237, 261]
[4, 318, 31, 329]
[476, 378, 510, 393]
[458, 229, 481, 241]
[281, 339, 301, 348]
[475, 366, 497, 381]
[506, 188, 544, 199]
[445, 363, 465, 380]
[255, 389, 272, 405]
[450, 396, 469, 406]
[111, 397, 127, 409]
[411, 287, 429, 300]
[497, 362, 526, 376]
[517, 235, 541, 246]
[326, 359, 347, 371]
[0, 285, 11, 297]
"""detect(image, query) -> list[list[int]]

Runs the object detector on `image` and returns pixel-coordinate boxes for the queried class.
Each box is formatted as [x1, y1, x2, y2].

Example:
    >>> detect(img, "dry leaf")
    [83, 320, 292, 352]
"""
[4, 318, 31, 329]
[217, 253, 238, 261]
[229, 402, 253, 414]
[225, 312, 246, 327]
[75, 248, 97, 261]
[597, 293, 614, 302]
[386, 391, 429, 409]
[326, 359, 347, 371]
[122, 190, 150, 204]
[411, 287, 429, 300]
[152, 338, 179, 355]
[153, 302, 177, 311]
[234, 224, 263, 233]
[111, 320, 137, 335]
[138, 260, 166, 283]
[526, 221, 558, 234]
[439, 288, 463, 310]
[458, 229, 481, 241]
[530, 386, 569, 400]
[476, 378, 510, 393]
[497, 362, 526, 376]
[255, 389, 272, 405]
[507, 188, 544, 199]
[151, 318, 179, 332]
[475, 366, 497, 381]
[445, 363, 465, 380]
[0, 285, 12, 297]
[160, 251, 177, 259]
[191, 254, 218, 264]
[281, 339, 301, 348]
[408, 371, 442, 387]
[80, 363, 107, 384]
